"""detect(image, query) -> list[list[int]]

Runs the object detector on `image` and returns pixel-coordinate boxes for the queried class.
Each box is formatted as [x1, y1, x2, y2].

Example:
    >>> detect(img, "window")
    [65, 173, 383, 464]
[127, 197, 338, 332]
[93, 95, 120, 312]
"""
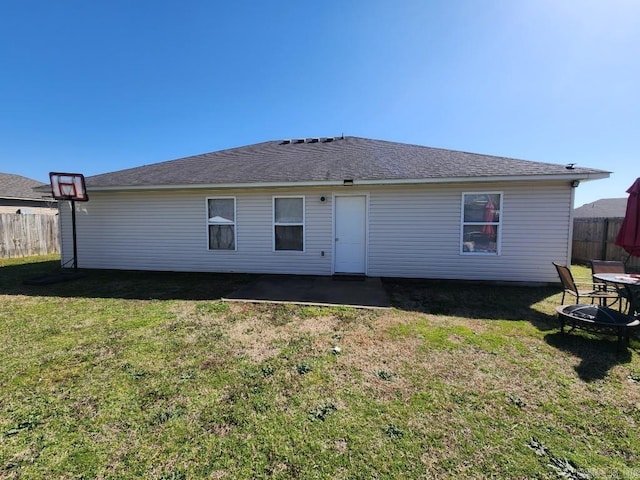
[461, 193, 501, 255]
[207, 198, 236, 250]
[274, 196, 304, 251]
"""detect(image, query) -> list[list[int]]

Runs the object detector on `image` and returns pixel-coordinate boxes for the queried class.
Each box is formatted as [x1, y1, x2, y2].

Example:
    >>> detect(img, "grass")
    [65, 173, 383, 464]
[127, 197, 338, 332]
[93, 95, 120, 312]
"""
[1, 256, 639, 479]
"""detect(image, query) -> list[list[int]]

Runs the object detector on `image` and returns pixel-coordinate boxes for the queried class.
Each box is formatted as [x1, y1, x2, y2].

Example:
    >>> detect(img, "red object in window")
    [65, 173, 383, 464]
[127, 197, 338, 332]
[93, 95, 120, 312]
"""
[481, 199, 496, 235]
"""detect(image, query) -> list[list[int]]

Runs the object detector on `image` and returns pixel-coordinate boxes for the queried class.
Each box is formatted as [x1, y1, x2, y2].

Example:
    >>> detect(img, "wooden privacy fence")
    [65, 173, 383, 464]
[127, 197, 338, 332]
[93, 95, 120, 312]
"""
[0, 213, 59, 258]
[572, 218, 640, 271]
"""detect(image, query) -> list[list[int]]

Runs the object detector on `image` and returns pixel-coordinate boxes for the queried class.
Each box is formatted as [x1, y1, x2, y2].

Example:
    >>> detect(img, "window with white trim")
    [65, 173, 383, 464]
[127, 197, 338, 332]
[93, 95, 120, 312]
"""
[461, 193, 501, 255]
[273, 196, 304, 251]
[207, 198, 236, 250]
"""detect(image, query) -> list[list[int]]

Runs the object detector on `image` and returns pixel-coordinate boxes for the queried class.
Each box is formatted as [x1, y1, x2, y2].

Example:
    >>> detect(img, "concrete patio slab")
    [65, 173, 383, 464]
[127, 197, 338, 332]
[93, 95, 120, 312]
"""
[223, 275, 391, 309]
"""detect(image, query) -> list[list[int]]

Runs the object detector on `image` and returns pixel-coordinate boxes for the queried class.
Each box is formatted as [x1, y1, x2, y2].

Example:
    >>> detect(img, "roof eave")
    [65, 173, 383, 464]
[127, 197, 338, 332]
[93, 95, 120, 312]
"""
[85, 172, 610, 192]
[0, 195, 57, 202]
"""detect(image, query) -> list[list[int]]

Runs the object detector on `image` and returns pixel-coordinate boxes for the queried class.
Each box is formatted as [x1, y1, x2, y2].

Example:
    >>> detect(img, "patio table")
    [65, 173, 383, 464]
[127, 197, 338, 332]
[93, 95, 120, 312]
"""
[593, 273, 640, 317]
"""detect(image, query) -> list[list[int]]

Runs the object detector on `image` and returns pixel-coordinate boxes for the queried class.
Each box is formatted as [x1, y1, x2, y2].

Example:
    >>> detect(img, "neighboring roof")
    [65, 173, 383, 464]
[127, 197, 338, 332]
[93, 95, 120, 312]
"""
[86, 136, 610, 190]
[574, 198, 628, 218]
[0, 173, 49, 200]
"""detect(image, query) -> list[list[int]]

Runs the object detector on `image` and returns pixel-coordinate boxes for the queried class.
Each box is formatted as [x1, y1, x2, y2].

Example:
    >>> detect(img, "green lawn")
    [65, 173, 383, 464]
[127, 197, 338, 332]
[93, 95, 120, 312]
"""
[1, 256, 639, 479]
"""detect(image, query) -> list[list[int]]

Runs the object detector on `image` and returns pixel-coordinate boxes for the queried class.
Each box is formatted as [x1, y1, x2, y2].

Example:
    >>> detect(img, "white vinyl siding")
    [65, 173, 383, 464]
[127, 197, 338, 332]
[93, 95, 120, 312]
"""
[366, 182, 572, 282]
[59, 181, 573, 283]
[61, 189, 332, 275]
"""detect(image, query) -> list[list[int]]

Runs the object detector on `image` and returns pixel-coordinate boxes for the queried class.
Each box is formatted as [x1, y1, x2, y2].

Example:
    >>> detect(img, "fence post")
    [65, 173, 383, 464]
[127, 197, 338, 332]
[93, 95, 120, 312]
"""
[600, 218, 609, 260]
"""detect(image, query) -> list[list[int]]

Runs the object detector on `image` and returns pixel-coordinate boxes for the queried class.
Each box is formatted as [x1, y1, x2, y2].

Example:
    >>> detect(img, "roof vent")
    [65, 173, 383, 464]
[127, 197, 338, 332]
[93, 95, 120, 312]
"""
[307, 138, 319, 143]
[294, 139, 305, 144]
[323, 137, 334, 143]
[565, 163, 576, 170]
[280, 140, 291, 145]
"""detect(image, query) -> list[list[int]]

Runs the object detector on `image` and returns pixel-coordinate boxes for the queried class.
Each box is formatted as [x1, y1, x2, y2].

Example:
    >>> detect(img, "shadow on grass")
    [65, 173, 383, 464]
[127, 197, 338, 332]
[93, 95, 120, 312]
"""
[384, 277, 640, 381]
[0, 259, 257, 301]
[544, 331, 636, 381]
[382, 278, 559, 330]
[2, 259, 559, 328]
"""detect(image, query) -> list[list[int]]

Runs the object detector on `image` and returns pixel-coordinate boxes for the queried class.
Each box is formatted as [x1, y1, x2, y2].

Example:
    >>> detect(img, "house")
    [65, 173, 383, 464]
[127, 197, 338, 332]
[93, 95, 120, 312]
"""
[0, 172, 57, 214]
[57, 136, 609, 283]
[574, 198, 627, 219]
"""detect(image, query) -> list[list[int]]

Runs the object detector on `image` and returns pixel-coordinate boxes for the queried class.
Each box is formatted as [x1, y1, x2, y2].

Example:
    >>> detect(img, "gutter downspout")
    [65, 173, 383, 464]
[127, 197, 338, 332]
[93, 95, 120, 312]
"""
[567, 184, 576, 265]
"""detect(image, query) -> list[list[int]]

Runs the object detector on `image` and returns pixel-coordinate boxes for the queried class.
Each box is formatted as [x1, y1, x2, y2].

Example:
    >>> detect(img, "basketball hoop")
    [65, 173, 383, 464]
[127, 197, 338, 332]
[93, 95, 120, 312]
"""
[49, 172, 89, 270]
[49, 172, 88, 201]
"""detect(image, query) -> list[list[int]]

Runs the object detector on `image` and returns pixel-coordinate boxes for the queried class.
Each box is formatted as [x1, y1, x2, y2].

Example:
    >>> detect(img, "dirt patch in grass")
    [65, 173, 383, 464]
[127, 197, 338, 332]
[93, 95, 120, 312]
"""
[227, 323, 284, 362]
[331, 316, 420, 399]
[221, 304, 349, 361]
[296, 315, 343, 336]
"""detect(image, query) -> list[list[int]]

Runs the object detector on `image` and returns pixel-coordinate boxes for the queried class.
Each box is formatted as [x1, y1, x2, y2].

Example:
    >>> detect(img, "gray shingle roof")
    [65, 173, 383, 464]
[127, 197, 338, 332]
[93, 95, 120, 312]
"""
[86, 136, 609, 188]
[574, 198, 628, 218]
[0, 173, 47, 200]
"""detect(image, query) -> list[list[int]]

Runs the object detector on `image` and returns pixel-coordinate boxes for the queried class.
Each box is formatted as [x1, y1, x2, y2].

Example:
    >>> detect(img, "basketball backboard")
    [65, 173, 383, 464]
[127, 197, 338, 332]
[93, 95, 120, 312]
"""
[49, 172, 89, 201]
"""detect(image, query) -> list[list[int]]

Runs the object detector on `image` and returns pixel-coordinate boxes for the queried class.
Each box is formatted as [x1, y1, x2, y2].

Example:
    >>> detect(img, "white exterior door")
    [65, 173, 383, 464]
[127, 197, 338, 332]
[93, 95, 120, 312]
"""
[334, 195, 366, 274]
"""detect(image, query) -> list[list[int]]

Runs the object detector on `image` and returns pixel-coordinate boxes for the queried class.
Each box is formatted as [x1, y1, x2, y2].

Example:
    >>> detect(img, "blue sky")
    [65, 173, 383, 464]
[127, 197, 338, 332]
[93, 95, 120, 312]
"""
[1, 0, 638, 207]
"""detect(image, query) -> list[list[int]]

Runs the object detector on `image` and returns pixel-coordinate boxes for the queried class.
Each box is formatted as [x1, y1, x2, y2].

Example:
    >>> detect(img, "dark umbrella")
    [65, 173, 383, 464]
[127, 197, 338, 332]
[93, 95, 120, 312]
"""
[615, 177, 640, 259]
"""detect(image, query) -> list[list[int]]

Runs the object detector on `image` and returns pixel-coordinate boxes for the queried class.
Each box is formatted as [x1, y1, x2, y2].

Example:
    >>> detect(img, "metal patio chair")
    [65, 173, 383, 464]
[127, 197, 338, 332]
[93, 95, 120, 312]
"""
[552, 262, 620, 306]
[590, 260, 628, 311]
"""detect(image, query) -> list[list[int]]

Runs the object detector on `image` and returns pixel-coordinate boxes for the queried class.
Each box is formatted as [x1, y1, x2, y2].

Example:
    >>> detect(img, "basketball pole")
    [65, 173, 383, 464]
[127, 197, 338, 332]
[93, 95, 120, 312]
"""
[71, 199, 78, 270]
[49, 172, 88, 271]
